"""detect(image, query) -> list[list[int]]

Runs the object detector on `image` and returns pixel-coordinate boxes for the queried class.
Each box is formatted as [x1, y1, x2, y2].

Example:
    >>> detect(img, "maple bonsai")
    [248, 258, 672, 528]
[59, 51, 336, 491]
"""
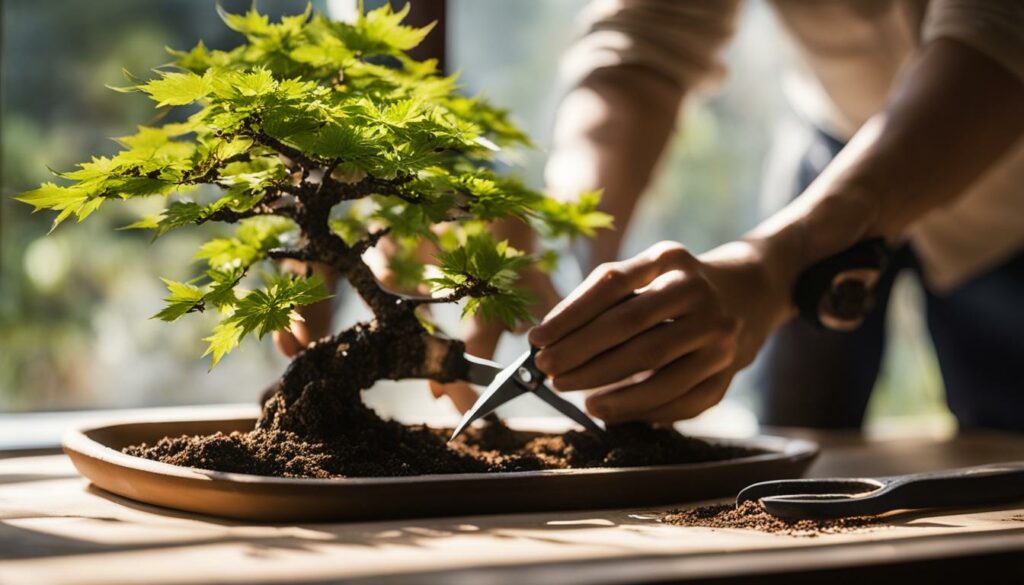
[18, 4, 750, 477]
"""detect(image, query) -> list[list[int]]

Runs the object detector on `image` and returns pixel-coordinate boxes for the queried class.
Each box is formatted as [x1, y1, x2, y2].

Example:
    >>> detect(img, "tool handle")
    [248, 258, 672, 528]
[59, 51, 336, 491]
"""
[880, 462, 1024, 511]
[793, 238, 891, 331]
[757, 462, 1024, 520]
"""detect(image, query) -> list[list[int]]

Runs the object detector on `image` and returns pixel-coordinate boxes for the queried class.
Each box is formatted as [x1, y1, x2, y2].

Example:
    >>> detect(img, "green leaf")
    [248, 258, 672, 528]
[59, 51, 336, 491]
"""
[328, 207, 370, 246]
[228, 68, 277, 98]
[195, 238, 259, 270]
[153, 279, 205, 322]
[15, 182, 88, 213]
[535, 190, 614, 238]
[15, 183, 95, 231]
[168, 40, 218, 73]
[140, 71, 213, 107]
[431, 233, 533, 327]
[387, 239, 426, 291]
[21, 2, 615, 361]
[123, 199, 223, 238]
[202, 274, 330, 367]
[219, 6, 272, 36]
[231, 274, 331, 338]
[204, 267, 245, 310]
[203, 320, 245, 368]
[157, 201, 205, 236]
[195, 216, 296, 270]
[464, 288, 533, 327]
[434, 233, 531, 285]
[357, 2, 434, 52]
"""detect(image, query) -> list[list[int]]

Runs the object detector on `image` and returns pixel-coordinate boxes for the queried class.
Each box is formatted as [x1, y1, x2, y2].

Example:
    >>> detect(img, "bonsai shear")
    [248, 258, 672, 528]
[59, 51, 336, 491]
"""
[737, 462, 1024, 520]
[452, 347, 605, 441]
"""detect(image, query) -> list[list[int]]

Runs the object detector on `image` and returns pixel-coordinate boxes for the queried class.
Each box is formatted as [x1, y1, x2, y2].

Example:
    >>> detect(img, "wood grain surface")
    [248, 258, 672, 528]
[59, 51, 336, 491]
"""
[1, 430, 1023, 584]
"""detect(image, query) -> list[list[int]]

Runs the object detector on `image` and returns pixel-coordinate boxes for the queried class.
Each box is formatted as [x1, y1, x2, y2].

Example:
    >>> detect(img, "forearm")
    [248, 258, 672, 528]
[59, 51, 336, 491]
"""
[546, 66, 683, 268]
[701, 38, 1024, 366]
[745, 38, 1024, 312]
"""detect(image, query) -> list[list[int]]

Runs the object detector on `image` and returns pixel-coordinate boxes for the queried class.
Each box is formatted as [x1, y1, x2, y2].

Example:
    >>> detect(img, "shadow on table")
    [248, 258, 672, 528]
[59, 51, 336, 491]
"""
[3, 482, 1021, 563]
[0, 472, 80, 486]
[0, 483, 662, 561]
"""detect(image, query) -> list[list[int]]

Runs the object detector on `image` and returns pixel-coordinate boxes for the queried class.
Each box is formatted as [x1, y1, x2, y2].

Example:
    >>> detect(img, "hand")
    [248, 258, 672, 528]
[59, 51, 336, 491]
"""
[528, 241, 782, 424]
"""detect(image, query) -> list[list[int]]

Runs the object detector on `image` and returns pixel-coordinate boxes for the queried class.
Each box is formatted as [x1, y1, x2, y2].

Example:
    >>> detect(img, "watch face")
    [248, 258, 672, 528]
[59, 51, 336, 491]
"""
[819, 269, 878, 331]
[796, 239, 891, 331]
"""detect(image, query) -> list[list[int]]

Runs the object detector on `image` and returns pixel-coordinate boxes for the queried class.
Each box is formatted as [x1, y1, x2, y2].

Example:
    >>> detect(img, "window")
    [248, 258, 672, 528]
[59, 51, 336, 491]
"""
[0, 0, 947, 434]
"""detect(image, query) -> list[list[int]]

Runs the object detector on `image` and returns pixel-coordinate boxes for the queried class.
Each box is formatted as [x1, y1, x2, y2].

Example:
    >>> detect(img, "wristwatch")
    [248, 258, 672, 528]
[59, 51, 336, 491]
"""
[792, 238, 892, 331]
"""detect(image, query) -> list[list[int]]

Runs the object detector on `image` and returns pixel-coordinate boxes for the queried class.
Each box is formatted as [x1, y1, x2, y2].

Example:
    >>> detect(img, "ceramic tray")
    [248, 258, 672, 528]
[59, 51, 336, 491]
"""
[63, 417, 818, 522]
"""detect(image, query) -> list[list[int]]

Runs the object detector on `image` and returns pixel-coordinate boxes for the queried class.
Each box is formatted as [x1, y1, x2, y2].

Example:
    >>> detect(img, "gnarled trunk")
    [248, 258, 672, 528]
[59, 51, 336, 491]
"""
[258, 317, 468, 439]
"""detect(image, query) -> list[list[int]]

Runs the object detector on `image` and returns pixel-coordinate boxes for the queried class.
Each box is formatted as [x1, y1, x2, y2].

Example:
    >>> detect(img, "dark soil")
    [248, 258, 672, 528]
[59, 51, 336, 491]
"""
[123, 387, 757, 477]
[124, 415, 759, 479]
[124, 327, 759, 479]
[660, 500, 885, 537]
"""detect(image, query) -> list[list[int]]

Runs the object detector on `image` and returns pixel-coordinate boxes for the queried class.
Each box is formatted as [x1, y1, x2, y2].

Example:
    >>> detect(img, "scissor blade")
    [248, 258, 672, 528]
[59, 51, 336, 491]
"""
[462, 353, 504, 387]
[530, 384, 605, 435]
[448, 350, 531, 441]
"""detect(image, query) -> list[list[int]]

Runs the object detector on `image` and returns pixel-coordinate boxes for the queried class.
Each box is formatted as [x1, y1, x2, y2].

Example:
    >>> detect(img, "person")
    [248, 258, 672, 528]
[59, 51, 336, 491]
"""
[280, 0, 1024, 431]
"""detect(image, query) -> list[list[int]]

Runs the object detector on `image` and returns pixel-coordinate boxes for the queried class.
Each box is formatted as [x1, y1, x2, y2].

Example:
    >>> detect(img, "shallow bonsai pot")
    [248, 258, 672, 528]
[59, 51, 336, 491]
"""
[63, 417, 818, 522]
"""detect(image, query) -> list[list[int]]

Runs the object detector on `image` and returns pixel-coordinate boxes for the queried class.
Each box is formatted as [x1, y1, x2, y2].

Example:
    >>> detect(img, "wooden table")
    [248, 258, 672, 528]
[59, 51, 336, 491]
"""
[1, 430, 1022, 584]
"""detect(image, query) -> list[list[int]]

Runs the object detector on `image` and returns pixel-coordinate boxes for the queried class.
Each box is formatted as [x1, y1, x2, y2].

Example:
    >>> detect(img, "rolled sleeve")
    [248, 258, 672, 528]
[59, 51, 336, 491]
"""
[560, 0, 742, 92]
[924, 0, 1024, 84]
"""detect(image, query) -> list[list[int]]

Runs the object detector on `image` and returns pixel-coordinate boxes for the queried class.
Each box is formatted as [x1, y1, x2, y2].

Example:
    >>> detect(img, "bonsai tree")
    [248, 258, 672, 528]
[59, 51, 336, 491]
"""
[17, 4, 617, 476]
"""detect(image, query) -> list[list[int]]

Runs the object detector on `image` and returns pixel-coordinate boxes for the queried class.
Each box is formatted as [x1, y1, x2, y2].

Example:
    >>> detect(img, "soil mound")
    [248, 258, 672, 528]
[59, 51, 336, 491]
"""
[124, 414, 757, 478]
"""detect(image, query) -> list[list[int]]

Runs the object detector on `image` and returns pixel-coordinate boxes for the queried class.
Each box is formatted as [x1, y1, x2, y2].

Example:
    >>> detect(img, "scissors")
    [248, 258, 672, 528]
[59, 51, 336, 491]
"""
[737, 462, 1024, 520]
[451, 346, 605, 441]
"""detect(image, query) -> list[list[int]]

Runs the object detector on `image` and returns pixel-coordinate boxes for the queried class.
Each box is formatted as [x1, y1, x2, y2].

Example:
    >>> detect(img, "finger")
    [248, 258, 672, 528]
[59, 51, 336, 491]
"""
[529, 242, 696, 347]
[551, 311, 735, 391]
[642, 371, 732, 424]
[535, 271, 708, 376]
[273, 329, 304, 358]
[428, 380, 480, 414]
[462, 314, 505, 359]
[585, 344, 734, 422]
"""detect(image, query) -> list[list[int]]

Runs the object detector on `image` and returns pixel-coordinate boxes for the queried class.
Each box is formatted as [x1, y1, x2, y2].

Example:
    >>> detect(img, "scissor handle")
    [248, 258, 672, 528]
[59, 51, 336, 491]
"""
[875, 462, 1024, 511]
[756, 462, 1024, 520]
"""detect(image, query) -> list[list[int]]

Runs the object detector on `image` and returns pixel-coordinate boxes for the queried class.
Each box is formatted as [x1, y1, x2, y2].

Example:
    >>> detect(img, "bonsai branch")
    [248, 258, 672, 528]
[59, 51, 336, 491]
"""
[276, 319, 470, 403]
[267, 247, 315, 263]
[409, 279, 499, 306]
[350, 227, 391, 255]
[246, 128, 323, 171]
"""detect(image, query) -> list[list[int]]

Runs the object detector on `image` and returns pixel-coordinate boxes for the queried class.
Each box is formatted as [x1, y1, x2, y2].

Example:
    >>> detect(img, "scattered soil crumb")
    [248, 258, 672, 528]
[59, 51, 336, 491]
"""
[1005, 514, 1024, 523]
[660, 500, 885, 537]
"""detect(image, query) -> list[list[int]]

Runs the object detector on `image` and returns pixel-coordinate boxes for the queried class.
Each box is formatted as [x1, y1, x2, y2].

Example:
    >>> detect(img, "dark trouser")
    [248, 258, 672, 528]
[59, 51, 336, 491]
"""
[755, 131, 1024, 432]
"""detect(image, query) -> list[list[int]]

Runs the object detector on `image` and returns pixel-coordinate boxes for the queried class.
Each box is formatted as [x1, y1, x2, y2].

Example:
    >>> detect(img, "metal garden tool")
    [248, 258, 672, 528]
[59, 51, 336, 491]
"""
[451, 346, 605, 441]
[737, 462, 1024, 520]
